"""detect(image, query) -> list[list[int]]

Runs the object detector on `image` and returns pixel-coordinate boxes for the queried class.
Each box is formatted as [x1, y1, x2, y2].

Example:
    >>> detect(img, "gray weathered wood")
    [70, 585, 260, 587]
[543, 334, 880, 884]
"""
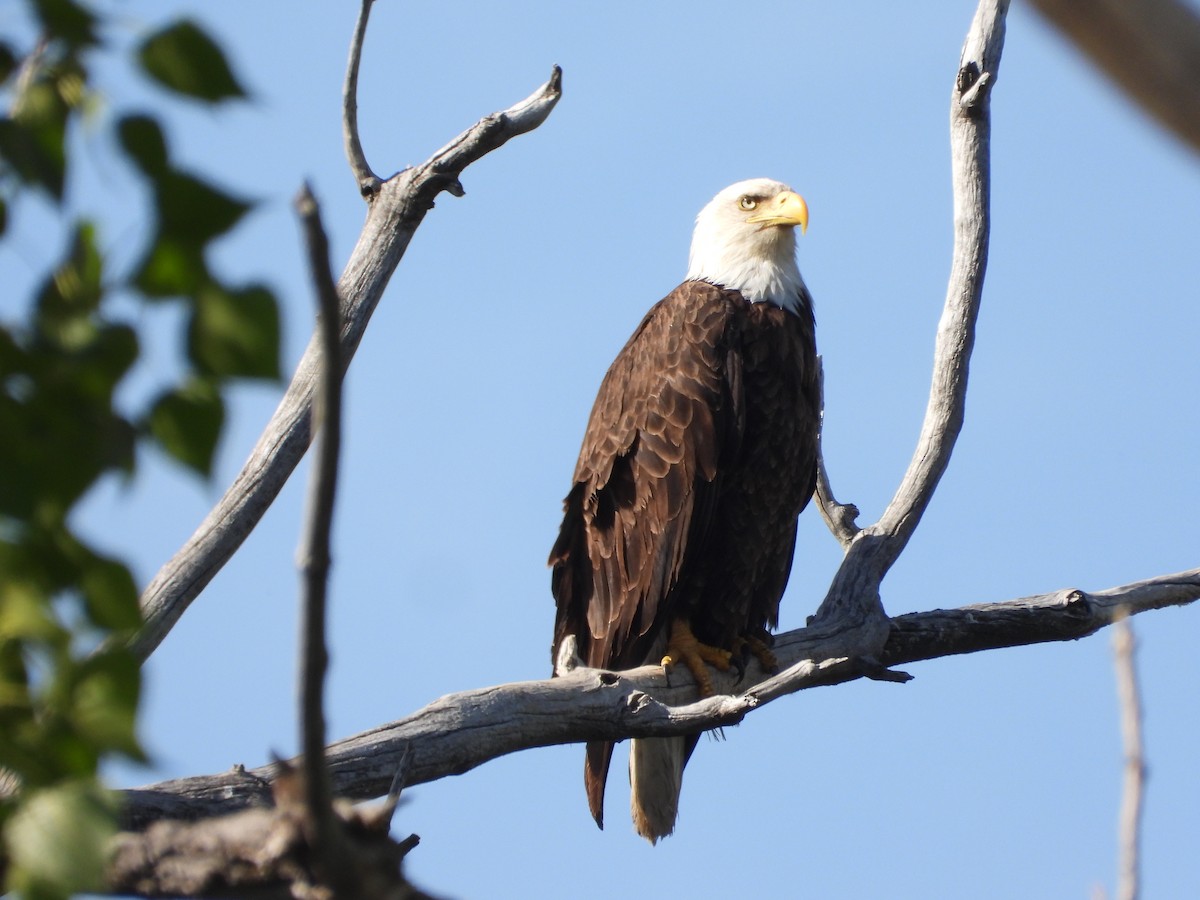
[129, 67, 562, 663]
[806, 0, 1009, 662]
[109, 774, 423, 899]
[118, 567, 1199, 830]
[99, 3, 1200, 894]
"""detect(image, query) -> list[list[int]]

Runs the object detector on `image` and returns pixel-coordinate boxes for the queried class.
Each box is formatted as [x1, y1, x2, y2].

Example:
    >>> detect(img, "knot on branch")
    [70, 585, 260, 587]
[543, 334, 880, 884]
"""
[1061, 588, 1087, 606]
[823, 498, 861, 543]
[410, 171, 466, 211]
[625, 690, 655, 714]
[857, 656, 913, 684]
[358, 175, 383, 199]
[957, 62, 994, 112]
[554, 635, 582, 676]
[1058, 588, 1096, 622]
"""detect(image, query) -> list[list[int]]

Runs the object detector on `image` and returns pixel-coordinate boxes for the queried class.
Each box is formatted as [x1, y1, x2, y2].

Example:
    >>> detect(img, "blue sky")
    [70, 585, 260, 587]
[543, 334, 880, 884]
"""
[5, 1, 1199, 897]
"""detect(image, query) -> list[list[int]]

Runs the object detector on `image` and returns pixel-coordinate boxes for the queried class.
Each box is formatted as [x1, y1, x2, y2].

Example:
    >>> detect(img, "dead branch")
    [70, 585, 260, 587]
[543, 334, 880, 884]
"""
[1027, 0, 1200, 156]
[1112, 613, 1146, 900]
[294, 184, 351, 893]
[808, 0, 1009, 657]
[343, 0, 381, 195]
[128, 50, 561, 663]
[107, 765, 432, 899]
[117, 567, 1199, 830]
[814, 358, 861, 547]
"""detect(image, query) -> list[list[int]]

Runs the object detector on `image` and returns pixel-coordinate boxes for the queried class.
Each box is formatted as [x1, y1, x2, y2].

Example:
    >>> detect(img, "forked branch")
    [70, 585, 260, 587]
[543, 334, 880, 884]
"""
[808, 0, 1009, 639]
[128, 37, 560, 664]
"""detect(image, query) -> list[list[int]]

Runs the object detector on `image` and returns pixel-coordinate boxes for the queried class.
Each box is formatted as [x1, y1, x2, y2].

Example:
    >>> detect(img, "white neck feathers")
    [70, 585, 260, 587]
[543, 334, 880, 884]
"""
[683, 182, 810, 314]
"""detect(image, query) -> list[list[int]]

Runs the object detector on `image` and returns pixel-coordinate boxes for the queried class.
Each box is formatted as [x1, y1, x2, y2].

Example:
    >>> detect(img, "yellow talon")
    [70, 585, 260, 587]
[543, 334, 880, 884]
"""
[660, 619, 732, 697]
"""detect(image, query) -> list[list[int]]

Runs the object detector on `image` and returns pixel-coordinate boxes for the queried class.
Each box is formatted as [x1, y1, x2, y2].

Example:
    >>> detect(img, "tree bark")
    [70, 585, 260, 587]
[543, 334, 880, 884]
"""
[1027, 0, 1200, 156]
[117, 568, 1199, 831]
[128, 66, 562, 664]
[95, 0, 1200, 895]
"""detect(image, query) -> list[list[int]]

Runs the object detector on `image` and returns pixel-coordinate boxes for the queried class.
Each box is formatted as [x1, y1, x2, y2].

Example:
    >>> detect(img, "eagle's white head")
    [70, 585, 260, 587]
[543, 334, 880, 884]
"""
[685, 177, 811, 314]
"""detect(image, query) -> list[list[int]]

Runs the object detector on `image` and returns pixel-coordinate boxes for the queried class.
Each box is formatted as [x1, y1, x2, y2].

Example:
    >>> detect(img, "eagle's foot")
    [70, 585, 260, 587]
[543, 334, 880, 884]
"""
[726, 631, 778, 686]
[660, 618, 732, 697]
[741, 631, 779, 674]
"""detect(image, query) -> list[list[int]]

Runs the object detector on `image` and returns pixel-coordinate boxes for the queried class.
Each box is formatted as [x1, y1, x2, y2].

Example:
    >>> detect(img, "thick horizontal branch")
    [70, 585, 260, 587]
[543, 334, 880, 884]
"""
[129, 66, 562, 663]
[878, 568, 1199, 665]
[119, 566, 1199, 830]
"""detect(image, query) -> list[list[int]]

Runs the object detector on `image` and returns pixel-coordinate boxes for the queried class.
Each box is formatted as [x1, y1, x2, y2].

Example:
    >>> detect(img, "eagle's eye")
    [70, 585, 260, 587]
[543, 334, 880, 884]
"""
[739, 196, 758, 211]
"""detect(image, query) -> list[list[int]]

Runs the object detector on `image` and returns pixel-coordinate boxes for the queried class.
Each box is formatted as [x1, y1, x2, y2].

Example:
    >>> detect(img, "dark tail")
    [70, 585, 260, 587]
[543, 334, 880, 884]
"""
[584, 740, 613, 829]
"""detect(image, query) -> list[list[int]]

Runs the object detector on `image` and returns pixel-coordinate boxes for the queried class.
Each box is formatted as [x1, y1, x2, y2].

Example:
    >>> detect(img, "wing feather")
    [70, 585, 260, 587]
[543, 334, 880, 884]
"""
[550, 281, 743, 674]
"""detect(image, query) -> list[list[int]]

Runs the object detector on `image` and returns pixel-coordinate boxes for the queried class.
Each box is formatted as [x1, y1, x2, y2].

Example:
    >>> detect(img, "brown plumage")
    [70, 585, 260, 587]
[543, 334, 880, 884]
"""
[549, 178, 820, 842]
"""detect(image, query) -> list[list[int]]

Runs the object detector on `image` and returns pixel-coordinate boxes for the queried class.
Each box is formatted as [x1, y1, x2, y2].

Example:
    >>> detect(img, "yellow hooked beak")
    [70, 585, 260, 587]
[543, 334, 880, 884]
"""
[746, 190, 809, 235]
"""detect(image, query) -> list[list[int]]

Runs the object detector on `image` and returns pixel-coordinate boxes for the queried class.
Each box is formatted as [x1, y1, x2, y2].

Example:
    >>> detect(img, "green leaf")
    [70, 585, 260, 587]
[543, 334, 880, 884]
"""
[116, 113, 169, 177]
[32, 0, 100, 50]
[4, 779, 117, 899]
[137, 20, 247, 104]
[131, 234, 208, 298]
[146, 379, 224, 476]
[0, 43, 16, 86]
[71, 650, 143, 760]
[0, 82, 68, 200]
[189, 283, 281, 380]
[78, 554, 141, 631]
[35, 222, 104, 330]
[0, 632, 33, 721]
[157, 170, 251, 245]
[0, 317, 137, 518]
[0, 578, 62, 644]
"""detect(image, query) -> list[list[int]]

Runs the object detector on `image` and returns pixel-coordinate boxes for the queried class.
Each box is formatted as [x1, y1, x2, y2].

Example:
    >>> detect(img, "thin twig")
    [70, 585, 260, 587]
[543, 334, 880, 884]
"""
[873, 0, 1007, 558]
[1112, 610, 1146, 900]
[343, 0, 381, 196]
[9, 34, 49, 116]
[813, 358, 860, 547]
[127, 65, 562, 665]
[294, 183, 350, 891]
[1027, 0, 1200, 156]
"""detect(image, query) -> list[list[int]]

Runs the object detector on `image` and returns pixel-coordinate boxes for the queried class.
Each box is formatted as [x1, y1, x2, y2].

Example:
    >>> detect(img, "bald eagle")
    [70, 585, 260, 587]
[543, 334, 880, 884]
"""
[549, 178, 821, 843]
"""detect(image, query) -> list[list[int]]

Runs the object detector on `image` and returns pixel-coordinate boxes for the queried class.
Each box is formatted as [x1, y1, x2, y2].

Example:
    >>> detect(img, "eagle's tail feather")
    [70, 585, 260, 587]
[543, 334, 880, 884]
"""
[584, 740, 613, 829]
[629, 736, 686, 844]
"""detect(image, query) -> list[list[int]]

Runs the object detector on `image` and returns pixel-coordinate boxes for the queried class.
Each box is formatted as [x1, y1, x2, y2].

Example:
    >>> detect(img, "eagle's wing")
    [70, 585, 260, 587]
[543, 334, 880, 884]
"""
[549, 280, 745, 674]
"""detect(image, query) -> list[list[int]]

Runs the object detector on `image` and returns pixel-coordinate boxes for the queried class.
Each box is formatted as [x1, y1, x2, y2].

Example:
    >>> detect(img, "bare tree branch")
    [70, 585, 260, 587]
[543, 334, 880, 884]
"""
[117, 567, 1199, 830]
[103, 3, 1200, 893]
[8, 33, 48, 116]
[809, 0, 1009, 648]
[128, 65, 562, 664]
[108, 771, 430, 899]
[294, 184, 350, 893]
[343, 0, 381, 196]
[814, 358, 860, 547]
[1027, 0, 1200, 156]
[1112, 612, 1146, 900]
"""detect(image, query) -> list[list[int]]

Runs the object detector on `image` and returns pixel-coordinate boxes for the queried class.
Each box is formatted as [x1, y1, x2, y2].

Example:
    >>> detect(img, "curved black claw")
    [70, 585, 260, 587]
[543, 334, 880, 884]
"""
[730, 653, 747, 686]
